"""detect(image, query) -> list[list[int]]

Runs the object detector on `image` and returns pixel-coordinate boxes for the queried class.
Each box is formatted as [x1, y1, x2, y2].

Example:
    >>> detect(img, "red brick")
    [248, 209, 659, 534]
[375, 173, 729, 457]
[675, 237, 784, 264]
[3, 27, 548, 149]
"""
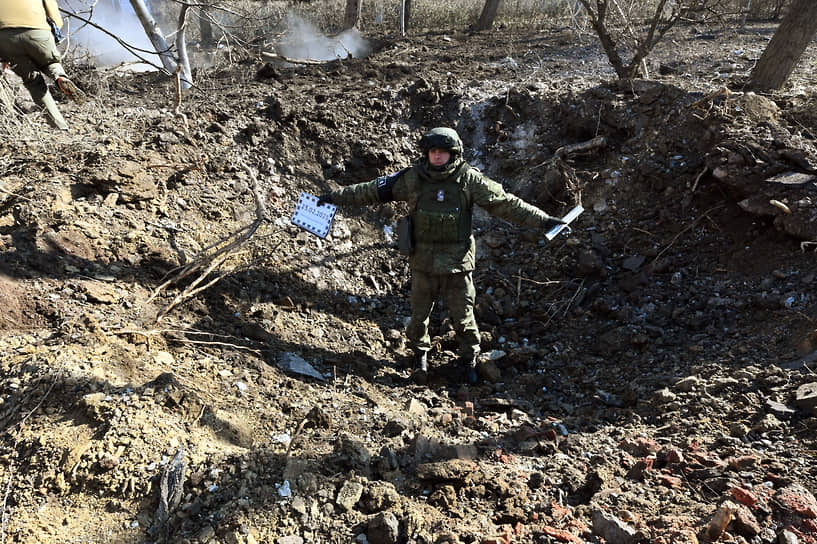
[665, 449, 684, 464]
[730, 487, 758, 507]
[541, 526, 584, 544]
[777, 484, 817, 518]
[659, 474, 683, 488]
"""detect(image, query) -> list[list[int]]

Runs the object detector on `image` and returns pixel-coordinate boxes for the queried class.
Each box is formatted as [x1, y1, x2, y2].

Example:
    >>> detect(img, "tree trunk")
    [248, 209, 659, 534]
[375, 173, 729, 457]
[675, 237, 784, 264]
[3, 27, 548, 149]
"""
[748, 0, 817, 91]
[199, 7, 215, 47]
[473, 0, 500, 31]
[129, 0, 178, 76]
[176, 4, 193, 90]
[400, 0, 412, 35]
[343, 0, 362, 30]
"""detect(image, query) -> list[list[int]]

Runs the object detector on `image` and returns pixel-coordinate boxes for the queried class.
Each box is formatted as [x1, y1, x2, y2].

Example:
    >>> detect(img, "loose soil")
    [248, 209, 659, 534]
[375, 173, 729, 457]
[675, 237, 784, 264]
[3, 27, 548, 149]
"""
[1, 21, 817, 544]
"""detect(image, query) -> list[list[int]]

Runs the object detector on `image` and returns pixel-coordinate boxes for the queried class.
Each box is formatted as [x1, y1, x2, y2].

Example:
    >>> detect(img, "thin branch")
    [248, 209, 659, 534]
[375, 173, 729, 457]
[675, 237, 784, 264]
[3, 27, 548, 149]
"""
[59, 8, 173, 75]
[652, 204, 724, 264]
[149, 162, 270, 321]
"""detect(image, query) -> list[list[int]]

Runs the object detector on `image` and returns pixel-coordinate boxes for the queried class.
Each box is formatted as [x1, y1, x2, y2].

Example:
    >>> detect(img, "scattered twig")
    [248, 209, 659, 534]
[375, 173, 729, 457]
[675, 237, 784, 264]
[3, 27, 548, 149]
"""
[691, 166, 707, 193]
[800, 241, 817, 253]
[652, 204, 724, 264]
[562, 278, 585, 317]
[632, 227, 655, 237]
[147, 162, 270, 321]
[284, 413, 312, 463]
[0, 186, 34, 203]
[511, 274, 565, 286]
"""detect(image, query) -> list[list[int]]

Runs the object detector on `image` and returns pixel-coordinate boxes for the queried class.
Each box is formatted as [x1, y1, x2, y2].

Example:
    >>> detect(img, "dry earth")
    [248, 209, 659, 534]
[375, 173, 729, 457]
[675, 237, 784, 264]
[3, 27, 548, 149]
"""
[1, 20, 817, 544]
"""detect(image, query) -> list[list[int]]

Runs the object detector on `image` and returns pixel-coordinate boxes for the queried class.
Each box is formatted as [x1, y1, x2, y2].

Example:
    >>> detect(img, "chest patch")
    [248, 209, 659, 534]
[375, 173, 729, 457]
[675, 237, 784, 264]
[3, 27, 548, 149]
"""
[437, 189, 445, 202]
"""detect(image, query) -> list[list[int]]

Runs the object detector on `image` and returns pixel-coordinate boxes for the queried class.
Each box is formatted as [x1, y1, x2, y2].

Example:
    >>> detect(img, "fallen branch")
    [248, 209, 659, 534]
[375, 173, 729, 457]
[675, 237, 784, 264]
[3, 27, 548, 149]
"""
[533, 136, 607, 170]
[148, 162, 269, 322]
[554, 135, 607, 159]
[688, 86, 737, 111]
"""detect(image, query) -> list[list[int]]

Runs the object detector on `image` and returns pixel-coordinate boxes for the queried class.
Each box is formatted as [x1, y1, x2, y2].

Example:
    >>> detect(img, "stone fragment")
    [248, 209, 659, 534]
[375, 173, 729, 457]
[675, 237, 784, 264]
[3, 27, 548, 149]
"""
[368, 511, 400, 544]
[731, 503, 761, 538]
[626, 458, 653, 481]
[620, 437, 661, 457]
[778, 528, 799, 544]
[276, 537, 304, 544]
[407, 399, 426, 417]
[591, 509, 641, 544]
[416, 459, 477, 483]
[336, 480, 364, 512]
[705, 501, 737, 541]
[795, 383, 817, 413]
[674, 376, 699, 392]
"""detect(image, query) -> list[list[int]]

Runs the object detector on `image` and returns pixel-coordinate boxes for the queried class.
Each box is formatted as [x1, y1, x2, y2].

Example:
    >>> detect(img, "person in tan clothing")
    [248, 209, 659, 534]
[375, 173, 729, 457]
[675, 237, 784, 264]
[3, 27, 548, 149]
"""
[0, 0, 85, 130]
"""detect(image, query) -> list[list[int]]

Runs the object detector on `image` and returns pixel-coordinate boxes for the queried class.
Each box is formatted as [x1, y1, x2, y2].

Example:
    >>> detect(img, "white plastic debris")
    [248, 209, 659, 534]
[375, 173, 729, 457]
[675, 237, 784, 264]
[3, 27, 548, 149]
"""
[276, 480, 292, 498]
[272, 433, 291, 445]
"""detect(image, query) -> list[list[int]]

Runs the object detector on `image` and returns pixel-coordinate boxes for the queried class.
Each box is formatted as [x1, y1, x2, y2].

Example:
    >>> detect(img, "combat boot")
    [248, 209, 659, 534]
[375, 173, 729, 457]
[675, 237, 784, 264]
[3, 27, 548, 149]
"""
[412, 351, 428, 385]
[463, 354, 479, 385]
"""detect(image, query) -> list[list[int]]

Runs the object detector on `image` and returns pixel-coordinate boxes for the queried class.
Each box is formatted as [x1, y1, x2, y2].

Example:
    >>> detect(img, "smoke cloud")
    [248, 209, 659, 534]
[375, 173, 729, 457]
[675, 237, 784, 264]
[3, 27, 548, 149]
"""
[277, 13, 371, 61]
[64, 0, 160, 70]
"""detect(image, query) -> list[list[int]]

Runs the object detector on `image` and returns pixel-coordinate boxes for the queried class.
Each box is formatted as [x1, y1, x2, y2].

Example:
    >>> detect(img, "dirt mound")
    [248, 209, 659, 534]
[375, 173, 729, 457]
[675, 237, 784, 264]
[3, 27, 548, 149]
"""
[1, 23, 817, 544]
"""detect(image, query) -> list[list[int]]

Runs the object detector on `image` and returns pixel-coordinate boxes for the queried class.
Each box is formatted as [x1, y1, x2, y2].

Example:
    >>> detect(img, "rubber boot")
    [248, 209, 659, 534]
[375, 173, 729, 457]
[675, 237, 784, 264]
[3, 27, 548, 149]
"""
[412, 351, 428, 385]
[25, 74, 68, 130]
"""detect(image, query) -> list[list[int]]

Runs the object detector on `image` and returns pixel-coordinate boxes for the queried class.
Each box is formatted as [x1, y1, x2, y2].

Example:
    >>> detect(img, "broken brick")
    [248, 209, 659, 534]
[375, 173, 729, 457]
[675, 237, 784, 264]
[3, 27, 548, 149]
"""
[541, 526, 584, 544]
[777, 484, 817, 518]
[730, 487, 758, 507]
[658, 473, 683, 488]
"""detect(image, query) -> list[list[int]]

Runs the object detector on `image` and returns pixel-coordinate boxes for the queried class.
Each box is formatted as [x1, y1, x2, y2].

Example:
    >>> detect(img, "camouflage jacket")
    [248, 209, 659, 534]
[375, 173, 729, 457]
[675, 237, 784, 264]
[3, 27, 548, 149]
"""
[329, 158, 557, 274]
[0, 0, 63, 30]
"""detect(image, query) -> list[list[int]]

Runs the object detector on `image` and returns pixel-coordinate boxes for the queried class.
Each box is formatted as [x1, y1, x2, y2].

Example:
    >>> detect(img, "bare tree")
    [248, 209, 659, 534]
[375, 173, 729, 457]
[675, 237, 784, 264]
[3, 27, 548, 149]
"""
[343, 0, 362, 30]
[577, 0, 688, 79]
[473, 0, 501, 31]
[747, 0, 817, 91]
[129, 0, 192, 89]
[400, 0, 412, 35]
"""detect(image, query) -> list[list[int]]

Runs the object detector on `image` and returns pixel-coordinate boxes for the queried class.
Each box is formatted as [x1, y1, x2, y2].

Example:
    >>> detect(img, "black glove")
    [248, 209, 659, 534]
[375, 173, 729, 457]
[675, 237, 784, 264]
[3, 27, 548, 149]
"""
[317, 193, 334, 207]
[544, 215, 566, 229]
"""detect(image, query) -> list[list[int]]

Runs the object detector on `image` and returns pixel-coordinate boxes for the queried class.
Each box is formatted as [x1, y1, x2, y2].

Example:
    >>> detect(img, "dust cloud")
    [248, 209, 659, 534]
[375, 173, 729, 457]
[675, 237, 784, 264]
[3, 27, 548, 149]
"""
[65, 0, 159, 70]
[277, 13, 371, 61]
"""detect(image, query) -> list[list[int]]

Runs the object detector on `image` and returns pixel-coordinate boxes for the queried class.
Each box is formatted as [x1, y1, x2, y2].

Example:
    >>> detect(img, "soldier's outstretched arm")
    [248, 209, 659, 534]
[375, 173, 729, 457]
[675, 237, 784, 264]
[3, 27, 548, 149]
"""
[469, 172, 564, 229]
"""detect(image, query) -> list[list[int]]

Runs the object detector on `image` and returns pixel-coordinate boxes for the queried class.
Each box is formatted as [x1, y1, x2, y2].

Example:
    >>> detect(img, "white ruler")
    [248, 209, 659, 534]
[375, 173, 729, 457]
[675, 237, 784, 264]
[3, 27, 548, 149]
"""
[545, 204, 583, 240]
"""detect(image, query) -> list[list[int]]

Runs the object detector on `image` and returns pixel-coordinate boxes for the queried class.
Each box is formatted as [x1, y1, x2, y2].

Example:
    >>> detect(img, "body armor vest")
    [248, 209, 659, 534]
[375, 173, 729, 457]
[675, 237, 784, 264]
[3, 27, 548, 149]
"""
[411, 167, 472, 244]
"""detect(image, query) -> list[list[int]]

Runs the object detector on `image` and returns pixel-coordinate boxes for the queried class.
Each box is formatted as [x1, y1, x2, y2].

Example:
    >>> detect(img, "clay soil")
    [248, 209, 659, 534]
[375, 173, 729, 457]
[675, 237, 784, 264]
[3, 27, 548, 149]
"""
[1, 20, 817, 544]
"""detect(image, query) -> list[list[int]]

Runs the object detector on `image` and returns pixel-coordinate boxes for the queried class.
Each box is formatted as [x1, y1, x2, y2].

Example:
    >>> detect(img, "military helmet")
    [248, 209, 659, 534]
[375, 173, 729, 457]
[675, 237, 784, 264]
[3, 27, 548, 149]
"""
[419, 127, 463, 157]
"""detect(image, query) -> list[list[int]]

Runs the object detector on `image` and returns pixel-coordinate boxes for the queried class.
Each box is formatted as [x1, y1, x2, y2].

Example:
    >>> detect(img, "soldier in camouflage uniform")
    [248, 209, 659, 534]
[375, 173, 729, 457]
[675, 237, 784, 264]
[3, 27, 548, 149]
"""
[319, 127, 564, 384]
[0, 0, 86, 130]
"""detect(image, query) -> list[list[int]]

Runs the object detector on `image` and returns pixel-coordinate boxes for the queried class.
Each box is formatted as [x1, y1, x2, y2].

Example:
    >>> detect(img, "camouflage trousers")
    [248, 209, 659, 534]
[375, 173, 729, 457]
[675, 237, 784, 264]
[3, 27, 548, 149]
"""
[0, 28, 68, 129]
[406, 269, 481, 359]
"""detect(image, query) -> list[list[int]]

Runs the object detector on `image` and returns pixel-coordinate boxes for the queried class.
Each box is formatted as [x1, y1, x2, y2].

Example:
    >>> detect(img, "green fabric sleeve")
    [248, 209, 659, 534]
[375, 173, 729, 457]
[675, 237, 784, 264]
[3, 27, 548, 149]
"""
[467, 170, 556, 228]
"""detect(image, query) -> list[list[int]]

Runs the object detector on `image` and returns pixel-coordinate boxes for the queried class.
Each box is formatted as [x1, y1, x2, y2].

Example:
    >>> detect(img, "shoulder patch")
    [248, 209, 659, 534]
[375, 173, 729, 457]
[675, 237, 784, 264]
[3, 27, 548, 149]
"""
[376, 169, 407, 202]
